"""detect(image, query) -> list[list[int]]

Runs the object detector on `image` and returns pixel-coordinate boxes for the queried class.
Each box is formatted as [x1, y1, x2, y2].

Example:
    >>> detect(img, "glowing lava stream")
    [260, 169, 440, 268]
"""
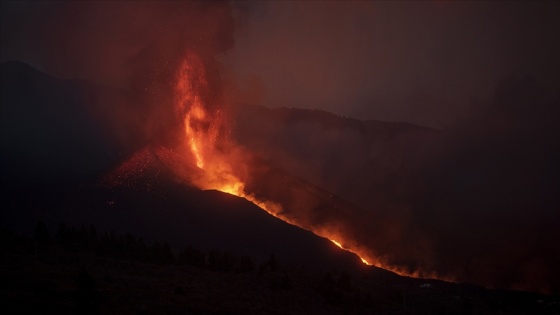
[176, 53, 373, 269]
[330, 239, 371, 265]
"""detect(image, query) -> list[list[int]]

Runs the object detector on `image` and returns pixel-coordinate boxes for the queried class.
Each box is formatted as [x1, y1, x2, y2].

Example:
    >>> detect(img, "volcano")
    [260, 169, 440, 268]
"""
[0, 60, 371, 271]
[75, 145, 371, 271]
[2, 61, 559, 313]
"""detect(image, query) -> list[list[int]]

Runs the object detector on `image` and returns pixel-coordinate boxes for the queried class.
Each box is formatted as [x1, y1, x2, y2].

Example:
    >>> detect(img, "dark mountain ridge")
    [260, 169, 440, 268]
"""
[1, 61, 122, 185]
[0, 61, 371, 272]
[2, 62, 558, 301]
[234, 103, 438, 135]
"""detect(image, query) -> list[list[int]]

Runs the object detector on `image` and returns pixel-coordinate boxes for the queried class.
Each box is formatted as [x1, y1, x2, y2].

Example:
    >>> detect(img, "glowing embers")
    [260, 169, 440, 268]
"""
[329, 239, 371, 266]
[175, 52, 375, 270]
[184, 102, 206, 168]
[176, 53, 218, 170]
[175, 53, 281, 216]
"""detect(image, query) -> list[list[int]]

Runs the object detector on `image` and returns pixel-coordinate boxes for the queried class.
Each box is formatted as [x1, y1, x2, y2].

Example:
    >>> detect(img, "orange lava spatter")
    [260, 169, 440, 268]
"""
[173, 52, 439, 280]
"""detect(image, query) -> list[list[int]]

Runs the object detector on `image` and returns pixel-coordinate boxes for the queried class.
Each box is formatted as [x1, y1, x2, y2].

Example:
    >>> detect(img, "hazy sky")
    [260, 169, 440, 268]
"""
[1, 1, 559, 129]
[225, 1, 560, 128]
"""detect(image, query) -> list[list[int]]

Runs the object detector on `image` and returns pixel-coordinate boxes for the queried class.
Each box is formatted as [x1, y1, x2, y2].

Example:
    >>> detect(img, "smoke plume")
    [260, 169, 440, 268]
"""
[1, 1, 235, 147]
[2, 1, 559, 294]
[230, 76, 560, 294]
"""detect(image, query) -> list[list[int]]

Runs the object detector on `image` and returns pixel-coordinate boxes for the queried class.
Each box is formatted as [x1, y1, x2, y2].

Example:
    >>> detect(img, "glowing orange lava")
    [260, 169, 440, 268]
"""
[329, 239, 371, 265]
[175, 53, 284, 217]
[174, 52, 417, 274]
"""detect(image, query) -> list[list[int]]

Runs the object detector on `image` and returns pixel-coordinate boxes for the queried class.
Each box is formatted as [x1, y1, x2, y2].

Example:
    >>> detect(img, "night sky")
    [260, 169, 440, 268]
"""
[3, 1, 559, 128]
[2, 1, 560, 294]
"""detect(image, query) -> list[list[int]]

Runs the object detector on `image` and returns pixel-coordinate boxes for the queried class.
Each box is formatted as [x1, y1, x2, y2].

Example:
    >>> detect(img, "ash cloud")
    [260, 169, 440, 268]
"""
[404, 76, 560, 293]
[1, 1, 235, 147]
[232, 76, 560, 294]
[3, 1, 559, 294]
[224, 1, 560, 293]
[226, 1, 560, 129]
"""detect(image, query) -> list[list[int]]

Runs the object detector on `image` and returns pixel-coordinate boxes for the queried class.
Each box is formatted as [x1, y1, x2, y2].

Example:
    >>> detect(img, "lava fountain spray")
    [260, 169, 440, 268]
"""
[175, 52, 381, 269]
[175, 52, 283, 214]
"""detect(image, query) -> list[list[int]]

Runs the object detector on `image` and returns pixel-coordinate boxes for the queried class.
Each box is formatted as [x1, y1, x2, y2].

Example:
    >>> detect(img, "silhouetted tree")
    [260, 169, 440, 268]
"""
[33, 220, 50, 244]
[221, 252, 237, 272]
[158, 241, 174, 264]
[33, 220, 51, 261]
[238, 256, 254, 273]
[208, 249, 221, 270]
[258, 254, 278, 275]
[178, 246, 206, 268]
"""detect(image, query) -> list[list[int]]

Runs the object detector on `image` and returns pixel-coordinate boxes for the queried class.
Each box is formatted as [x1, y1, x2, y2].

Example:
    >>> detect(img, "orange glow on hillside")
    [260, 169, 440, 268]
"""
[330, 239, 371, 265]
[174, 52, 432, 277]
[184, 103, 206, 168]
[175, 53, 284, 217]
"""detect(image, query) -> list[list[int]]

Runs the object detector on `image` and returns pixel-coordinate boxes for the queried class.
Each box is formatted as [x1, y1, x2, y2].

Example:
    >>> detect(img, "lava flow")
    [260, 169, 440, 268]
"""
[329, 239, 371, 265]
[175, 52, 379, 271]
[175, 52, 283, 216]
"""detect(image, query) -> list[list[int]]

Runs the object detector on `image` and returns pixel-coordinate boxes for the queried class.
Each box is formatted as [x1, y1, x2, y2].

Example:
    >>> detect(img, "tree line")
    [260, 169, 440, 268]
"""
[1, 221, 256, 273]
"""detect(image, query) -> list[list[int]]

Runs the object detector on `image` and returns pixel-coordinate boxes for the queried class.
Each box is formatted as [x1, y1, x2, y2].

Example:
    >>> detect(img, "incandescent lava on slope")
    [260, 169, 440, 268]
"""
[172, 52, 402, 273]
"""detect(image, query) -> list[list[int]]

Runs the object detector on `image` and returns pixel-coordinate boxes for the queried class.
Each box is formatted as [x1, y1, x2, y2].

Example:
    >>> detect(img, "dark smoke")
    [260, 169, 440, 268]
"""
[231, 76, 560, 294]
[1, 1, 235, 147]
[3, 1, 559, 294]
[404, 76, 560, 293]
[225, 1, 560, 129]
[222, 1, 560, 293]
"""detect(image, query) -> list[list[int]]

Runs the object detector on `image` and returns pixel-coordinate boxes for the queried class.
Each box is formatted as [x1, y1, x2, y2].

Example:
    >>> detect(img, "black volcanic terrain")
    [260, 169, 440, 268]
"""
[1, 62, 559, 314]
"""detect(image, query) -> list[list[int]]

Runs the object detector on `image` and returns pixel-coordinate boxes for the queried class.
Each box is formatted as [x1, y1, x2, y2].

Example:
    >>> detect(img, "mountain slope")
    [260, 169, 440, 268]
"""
[0, 61, 123, 185]
[55, 146, 371, 272]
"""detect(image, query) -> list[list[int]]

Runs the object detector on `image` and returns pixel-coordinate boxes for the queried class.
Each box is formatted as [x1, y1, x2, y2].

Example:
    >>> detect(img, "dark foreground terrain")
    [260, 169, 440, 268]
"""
[1, 224, 558, 315]
[1, 61, 559, 314]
